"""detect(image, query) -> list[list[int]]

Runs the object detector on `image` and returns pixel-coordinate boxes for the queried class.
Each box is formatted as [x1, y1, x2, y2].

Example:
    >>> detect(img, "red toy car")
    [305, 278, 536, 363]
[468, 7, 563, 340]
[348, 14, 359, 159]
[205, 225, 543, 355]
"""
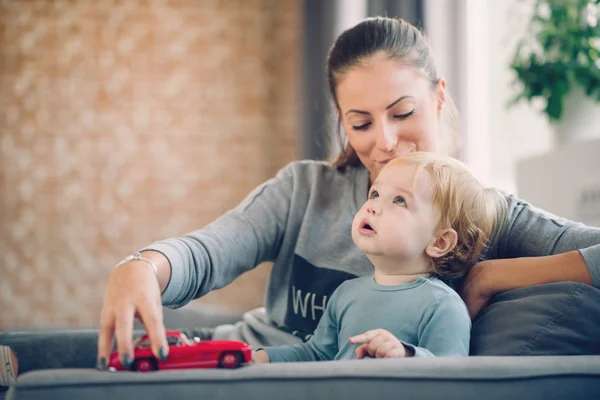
[108, 331, 253, 372]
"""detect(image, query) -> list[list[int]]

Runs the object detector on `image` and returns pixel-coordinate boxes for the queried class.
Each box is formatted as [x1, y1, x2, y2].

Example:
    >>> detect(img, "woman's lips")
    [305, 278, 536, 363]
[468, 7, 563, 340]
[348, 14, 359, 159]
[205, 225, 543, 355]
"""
[374, 157, 395, 165]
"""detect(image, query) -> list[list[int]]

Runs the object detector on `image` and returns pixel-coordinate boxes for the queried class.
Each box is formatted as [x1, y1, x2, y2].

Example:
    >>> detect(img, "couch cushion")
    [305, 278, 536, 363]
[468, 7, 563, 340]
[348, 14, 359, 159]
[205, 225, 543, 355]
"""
[7, 356, 600, 400]
[471, 282, 600, 355]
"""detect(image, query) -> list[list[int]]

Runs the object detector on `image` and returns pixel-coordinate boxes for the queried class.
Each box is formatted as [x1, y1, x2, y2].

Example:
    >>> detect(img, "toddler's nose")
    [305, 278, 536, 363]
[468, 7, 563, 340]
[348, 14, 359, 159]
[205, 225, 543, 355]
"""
[366, 205, 381, 215]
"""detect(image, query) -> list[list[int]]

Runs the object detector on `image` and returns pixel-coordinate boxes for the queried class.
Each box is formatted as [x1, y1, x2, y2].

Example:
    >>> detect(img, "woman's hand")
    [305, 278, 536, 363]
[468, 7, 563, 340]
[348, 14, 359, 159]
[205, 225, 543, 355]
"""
[460, 251, 593, 320]
[348, 329, 409, 359]
[459, 260, 495, 320]
[96, 259, 169, 370]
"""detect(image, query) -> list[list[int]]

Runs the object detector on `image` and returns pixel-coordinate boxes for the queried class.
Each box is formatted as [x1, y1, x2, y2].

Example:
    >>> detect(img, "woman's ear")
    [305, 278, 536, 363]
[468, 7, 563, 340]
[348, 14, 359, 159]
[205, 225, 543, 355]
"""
[436, 78, 447, 115]
[426, 228, 457, 258]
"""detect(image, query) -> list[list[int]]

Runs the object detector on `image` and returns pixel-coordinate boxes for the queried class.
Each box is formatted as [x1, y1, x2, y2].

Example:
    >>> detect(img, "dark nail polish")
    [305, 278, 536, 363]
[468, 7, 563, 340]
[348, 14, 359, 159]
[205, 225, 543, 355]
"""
[122, 354, 132, 369]
[96, 357, 107, 370]
[159, 347, 168, 361]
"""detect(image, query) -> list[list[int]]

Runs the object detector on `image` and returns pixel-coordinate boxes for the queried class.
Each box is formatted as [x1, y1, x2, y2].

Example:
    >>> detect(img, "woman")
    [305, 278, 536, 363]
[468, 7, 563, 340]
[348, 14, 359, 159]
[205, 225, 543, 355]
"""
[96, 17, 600, 370]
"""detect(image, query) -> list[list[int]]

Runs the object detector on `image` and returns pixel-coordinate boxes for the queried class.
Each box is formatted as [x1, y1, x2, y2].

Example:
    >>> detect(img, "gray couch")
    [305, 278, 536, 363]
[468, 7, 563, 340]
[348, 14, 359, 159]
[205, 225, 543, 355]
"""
[3, 282, 600, 400]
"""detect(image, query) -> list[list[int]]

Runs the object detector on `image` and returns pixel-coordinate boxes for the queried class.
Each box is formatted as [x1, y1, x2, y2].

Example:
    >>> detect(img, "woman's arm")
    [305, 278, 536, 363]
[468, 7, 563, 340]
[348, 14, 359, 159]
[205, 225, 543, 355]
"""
[462, 193, 600, 318]
[97, 162, 300, 367]
[491, 194, 600, 285]
[142, 163, 298, 308]
[461, 251, 592, 319]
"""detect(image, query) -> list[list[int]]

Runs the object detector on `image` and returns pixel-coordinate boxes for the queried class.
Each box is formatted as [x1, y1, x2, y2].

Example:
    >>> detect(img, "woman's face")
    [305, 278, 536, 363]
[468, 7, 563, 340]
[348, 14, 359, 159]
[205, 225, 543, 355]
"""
[336, 53, 446, 182]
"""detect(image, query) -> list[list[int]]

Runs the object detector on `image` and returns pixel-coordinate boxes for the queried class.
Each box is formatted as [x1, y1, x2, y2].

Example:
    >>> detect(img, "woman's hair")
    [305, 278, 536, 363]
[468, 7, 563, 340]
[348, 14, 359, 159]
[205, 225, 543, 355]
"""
[326, 17, 459, 167]
[386, 152, 507, 280]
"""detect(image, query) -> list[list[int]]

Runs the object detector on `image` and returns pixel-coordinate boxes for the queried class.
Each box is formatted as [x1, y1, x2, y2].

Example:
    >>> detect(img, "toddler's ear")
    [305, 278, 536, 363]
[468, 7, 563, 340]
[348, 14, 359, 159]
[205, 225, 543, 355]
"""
[425, 228, 457, 258]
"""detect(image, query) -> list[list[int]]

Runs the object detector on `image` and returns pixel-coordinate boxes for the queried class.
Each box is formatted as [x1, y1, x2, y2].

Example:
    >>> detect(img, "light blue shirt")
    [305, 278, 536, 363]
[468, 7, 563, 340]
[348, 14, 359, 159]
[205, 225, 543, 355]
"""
[263, 275, 471, 361]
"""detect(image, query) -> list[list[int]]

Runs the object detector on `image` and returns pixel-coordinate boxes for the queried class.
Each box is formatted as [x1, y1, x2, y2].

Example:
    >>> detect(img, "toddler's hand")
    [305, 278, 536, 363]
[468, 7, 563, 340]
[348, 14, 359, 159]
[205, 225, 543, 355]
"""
[252, 349, 271, 364]
[349, 329, 409, 359]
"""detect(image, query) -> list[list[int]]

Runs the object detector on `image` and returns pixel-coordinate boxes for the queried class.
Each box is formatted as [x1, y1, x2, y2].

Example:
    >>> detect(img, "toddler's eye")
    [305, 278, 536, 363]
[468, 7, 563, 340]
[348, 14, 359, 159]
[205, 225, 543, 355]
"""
[393, 196, 406, 207]
[368, 190, 379, 200]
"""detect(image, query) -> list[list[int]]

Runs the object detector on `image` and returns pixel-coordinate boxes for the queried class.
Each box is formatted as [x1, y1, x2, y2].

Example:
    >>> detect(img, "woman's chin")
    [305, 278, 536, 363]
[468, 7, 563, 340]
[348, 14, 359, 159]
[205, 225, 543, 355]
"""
[371, 162, 384, 174]
[365, 164, 382, 182]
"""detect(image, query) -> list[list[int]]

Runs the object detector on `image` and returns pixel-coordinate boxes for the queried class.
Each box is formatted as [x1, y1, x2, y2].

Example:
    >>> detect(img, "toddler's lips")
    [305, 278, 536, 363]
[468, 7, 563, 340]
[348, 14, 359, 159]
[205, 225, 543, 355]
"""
[359, 218, 376, 236]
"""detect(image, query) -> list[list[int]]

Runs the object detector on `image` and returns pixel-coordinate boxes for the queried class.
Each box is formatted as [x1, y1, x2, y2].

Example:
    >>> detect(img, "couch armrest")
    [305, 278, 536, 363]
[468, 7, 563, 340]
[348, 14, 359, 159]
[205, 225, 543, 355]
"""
[0, 329, 99, 374]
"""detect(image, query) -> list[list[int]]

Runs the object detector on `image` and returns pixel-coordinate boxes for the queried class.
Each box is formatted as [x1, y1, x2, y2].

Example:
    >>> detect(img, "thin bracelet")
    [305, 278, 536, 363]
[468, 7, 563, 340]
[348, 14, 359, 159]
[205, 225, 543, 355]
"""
[115, 252, 158, 276]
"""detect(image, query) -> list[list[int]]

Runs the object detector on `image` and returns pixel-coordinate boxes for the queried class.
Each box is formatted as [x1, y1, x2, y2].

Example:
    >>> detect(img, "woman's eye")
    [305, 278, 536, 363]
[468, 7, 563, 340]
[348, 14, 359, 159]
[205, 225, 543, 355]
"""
[393, 110, 415, 120]
[368, 190, 379, 199]
[352, 122, 371, 131]
[393, 196, 406, 207]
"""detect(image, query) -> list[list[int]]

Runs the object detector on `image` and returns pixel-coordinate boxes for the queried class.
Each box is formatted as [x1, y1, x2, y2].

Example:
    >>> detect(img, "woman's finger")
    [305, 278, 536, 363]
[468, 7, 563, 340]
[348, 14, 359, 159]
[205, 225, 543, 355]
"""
[114, 303, 136, 369]
[96, 309, 115, 370]
[138, 300, 169, 361]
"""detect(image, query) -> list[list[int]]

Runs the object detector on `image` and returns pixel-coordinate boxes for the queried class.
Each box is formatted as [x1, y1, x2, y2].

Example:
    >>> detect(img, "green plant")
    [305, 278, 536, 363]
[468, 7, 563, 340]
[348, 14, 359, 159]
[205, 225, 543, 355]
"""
[510, 0, 600, 121]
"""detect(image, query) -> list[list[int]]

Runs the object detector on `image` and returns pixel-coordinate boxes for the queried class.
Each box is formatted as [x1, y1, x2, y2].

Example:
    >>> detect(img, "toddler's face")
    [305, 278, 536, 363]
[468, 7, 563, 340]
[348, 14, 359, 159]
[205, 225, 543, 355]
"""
[352, 163, 440, 263]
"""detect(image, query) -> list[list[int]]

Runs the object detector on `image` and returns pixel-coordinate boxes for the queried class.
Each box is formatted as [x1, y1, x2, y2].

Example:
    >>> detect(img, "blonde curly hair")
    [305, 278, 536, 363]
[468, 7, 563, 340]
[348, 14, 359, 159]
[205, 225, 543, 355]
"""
[384, 152, 507, 280]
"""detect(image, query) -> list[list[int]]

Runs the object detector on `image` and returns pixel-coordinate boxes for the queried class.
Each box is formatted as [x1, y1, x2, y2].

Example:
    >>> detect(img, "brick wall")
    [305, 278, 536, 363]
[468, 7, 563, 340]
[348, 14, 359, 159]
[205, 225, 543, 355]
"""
[0, 0, 301, 328]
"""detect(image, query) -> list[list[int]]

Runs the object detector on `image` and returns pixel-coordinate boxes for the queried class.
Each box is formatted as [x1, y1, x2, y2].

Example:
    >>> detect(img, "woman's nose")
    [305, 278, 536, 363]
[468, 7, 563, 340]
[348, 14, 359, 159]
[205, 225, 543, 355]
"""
[375, 123, 398, 152]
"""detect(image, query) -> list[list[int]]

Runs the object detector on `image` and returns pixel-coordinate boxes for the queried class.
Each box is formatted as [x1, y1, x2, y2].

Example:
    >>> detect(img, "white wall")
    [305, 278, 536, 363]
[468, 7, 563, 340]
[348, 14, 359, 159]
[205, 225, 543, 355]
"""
[485, 0, 553, 195]
[426, 0, 554, 195]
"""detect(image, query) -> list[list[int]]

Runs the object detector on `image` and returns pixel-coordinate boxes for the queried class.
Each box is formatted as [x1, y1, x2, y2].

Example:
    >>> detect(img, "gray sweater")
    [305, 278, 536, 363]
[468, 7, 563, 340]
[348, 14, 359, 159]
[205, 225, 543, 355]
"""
[263, 276, 471, 361]
[144, 160, 600, 347]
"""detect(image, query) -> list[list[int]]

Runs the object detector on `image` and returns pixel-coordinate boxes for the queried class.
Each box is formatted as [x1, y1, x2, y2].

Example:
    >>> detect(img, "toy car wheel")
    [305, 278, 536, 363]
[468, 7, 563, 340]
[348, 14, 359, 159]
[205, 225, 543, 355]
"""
[219, 351, 241, 369]
[134, 358, 158, 372]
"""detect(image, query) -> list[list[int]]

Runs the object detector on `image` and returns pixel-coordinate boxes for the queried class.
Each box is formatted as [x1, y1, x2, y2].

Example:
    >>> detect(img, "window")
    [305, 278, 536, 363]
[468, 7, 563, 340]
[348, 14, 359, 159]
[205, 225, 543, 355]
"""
[167, 336, 182, 346]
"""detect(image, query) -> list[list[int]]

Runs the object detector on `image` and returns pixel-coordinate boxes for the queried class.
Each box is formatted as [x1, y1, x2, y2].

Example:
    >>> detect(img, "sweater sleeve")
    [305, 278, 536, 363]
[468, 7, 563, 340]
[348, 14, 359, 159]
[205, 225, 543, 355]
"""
[492, 194, 600, 288]
[141, 163, 297, 308]
[404, 295, 471, 357]
[261, 288, 341, 362]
